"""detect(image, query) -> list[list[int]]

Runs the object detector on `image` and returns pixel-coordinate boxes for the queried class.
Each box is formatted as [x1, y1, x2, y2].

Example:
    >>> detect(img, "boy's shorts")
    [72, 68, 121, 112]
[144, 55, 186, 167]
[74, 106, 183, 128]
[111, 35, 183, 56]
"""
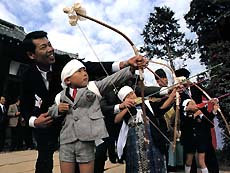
[184, 142, 207, 154]
[59, 140, 95, 163]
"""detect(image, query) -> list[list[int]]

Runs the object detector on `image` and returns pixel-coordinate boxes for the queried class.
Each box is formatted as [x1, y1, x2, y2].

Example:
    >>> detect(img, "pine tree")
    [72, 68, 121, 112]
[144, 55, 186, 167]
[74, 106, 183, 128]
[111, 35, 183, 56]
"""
[141, 6, 196, 70]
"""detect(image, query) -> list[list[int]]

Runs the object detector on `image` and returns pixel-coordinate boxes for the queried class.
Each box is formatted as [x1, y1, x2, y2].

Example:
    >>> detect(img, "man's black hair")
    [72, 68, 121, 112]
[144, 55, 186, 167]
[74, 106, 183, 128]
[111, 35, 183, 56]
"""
[155, 68, 167, 80]
[21, 30, 48, 54]
[175, 68, 190, 79]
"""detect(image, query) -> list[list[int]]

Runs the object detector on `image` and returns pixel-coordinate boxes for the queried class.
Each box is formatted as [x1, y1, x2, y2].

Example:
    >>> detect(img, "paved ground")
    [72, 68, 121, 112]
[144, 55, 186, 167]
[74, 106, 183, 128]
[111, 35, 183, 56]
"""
[0, 150, 124, 173]
[0, 150, 229, 173]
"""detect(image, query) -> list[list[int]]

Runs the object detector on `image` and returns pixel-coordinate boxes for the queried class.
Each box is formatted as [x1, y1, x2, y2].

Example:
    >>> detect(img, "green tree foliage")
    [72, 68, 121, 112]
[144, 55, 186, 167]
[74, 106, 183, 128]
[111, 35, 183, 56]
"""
[185, 0, 230, 165]
[207, 42, 230, 165]
[184, 0, 230, 63]
[141, 6, 197, 70]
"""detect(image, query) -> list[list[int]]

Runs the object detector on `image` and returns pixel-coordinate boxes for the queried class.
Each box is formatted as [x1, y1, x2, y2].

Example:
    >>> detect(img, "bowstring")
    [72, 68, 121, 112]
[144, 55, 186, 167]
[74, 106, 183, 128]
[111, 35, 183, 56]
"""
[183, 85, 230, 140]
[76, 17, 172, 145]
[140, 67, 230, 140]
[77, 24, 110, 77]
[76, 23, 137, 122]
[66, 2, 173, 158]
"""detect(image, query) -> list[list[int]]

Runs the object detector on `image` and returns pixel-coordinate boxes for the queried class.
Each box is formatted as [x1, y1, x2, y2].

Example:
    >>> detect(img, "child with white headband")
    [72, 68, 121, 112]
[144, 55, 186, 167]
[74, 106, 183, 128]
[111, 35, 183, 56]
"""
[48, 59, 136, 173]
[115, 85, 178, 173]
[181, 98, 219, 173]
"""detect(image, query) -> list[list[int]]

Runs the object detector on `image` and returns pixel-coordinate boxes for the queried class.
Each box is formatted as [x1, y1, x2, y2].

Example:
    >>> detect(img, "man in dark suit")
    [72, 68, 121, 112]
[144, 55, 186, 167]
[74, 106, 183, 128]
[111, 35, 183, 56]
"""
[0, 96, 7, 152]
[20, 30, 147, 173]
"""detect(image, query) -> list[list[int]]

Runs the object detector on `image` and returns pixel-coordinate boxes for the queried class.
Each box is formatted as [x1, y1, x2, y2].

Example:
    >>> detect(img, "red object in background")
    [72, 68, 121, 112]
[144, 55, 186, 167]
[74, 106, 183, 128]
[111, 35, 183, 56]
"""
[197, 96, 217, 149]
[211, 127, 217, 149]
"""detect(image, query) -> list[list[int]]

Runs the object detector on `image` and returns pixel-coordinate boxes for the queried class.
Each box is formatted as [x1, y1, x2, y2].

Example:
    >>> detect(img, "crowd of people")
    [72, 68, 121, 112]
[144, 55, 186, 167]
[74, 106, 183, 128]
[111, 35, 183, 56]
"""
[0, 30, 222, 173]
[0, 96, 35, 152]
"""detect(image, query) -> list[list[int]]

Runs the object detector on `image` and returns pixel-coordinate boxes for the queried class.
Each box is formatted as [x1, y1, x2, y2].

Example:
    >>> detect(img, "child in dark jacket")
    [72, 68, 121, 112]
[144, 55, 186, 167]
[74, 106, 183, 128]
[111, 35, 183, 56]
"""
[181, 98, 219, 173]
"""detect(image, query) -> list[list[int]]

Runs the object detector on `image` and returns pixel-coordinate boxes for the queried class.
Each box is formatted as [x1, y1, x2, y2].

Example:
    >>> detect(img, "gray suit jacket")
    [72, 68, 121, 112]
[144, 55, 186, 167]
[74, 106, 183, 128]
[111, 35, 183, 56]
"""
[7, 104, 19, 127]
[48, 67, 133, 144]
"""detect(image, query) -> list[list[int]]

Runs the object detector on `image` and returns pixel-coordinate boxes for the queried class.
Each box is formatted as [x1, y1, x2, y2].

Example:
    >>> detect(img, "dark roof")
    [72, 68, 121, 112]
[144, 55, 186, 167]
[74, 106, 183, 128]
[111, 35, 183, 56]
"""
[0, 19, 78, 58]
[0, 19, 26, 41]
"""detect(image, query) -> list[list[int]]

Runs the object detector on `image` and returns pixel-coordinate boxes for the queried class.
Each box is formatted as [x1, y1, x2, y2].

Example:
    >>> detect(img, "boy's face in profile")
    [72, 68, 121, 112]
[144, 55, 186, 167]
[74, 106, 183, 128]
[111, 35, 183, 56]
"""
[65, 67, 89, 88]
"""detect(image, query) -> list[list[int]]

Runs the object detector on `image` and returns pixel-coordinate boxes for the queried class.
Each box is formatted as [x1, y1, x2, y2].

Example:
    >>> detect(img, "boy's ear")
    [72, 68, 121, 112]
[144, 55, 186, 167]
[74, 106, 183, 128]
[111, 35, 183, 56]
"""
[64, 77, 71, 85]
[26, 51, 36, 60]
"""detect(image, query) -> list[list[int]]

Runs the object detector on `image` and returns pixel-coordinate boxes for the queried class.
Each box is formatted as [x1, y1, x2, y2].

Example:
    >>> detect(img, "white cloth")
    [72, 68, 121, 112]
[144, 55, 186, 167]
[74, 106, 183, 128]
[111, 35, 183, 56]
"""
[182, 99, 191, 107]
[61, 59, 85, 88]
[87, 81, 102, 98]
[95, 139, 104, 146]
[214, 117, 224, 149]
[135, 108, 143, 123]
[182, 99, 192, 112]
[114, 104, 121, 114]
[112, 61, 121, 72]
[55, 92, 61, 105]
[117, 121, 129, 159]
[35, 94, 42, 108]
[117, 86, 133, 101]
[145, 100, 154, 115]
[29, 94, 43, 128]
[29, 116, 37, 128]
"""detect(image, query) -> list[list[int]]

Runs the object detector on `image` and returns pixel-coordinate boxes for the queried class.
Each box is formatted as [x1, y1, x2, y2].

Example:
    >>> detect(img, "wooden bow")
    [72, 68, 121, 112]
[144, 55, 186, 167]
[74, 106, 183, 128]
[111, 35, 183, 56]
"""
[193, 83, 230, 136]
[63, 2, 150, 143]
[147, 60, 180, 152]
[180, 62, 230, 137]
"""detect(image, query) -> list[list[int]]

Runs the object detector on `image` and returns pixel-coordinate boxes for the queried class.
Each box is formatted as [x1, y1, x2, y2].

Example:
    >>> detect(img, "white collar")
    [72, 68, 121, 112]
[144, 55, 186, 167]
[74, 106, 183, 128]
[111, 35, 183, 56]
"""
[69, 87, 78, 96]
[36, 65, 52, 74]
[0, 103, 4, 108]
[69, 87, 74, 96]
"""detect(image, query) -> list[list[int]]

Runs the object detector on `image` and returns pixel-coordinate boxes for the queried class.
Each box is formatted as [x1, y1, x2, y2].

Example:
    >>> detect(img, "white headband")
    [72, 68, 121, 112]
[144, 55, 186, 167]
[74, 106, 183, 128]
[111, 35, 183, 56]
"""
[117, 86, 134, 101]
[182, 99, 192, 107]
[61, 59, 85, 88]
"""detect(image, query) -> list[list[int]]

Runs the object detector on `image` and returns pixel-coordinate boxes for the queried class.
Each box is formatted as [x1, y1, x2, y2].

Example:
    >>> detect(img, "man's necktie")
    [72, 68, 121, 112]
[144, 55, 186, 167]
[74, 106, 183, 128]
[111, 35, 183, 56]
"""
[46, 71, 53, 82]
[72, 88, 77, 99]
[47, 71, 55, 90]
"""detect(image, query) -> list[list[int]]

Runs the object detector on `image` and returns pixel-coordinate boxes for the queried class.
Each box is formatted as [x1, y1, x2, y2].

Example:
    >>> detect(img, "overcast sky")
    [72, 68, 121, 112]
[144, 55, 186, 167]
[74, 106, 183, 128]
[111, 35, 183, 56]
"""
[0, 0, 205, 85]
